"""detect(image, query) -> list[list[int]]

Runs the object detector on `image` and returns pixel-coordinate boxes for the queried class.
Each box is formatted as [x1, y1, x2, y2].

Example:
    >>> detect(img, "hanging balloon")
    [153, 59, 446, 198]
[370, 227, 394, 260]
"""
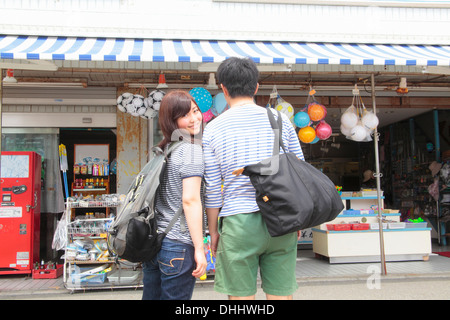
[189, 87, 212, 113]
[307, 102, 327, 122]
[203, 109, 215, 123]
[298, 126, 316, 143]
[315, 121, 332, 140]
[293, 112, 310, 128]
[361, 111, 379, 130]
[340, 105, 358, 129]
[275, 101, 294, 119]
[340, 124, 352, 137]
[310, 137, 320, 144]
[211, 93, 229, 116]
[350, 124, 368, 141]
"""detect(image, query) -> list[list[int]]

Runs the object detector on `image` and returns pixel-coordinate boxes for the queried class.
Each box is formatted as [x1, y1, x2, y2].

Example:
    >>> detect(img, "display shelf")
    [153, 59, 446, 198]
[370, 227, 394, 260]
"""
[63, 198, 143, 293]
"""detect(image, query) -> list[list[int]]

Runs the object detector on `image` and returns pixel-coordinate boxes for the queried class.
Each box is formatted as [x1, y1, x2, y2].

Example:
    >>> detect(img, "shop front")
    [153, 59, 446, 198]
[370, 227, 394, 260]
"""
[1, 30, 449, 287]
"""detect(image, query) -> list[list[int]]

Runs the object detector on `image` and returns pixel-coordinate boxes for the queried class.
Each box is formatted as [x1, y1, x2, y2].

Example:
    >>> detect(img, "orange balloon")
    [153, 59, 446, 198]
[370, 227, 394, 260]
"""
[298, 126, 316, 143]
[308, 103, 326, 121]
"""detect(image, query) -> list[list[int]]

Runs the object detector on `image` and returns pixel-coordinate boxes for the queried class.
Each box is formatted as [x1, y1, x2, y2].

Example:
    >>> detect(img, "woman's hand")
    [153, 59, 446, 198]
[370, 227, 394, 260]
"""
[192, 247, 207, 278]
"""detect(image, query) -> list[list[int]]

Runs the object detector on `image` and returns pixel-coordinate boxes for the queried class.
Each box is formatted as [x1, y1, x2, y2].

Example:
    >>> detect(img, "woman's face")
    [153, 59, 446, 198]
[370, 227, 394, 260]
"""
[176, 101, 202, 135]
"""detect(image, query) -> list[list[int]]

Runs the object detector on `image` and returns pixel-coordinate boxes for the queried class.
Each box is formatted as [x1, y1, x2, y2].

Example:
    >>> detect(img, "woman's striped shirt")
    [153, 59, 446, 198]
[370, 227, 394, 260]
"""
[155, 141, 204, 245]
[202, 103, 304, 217]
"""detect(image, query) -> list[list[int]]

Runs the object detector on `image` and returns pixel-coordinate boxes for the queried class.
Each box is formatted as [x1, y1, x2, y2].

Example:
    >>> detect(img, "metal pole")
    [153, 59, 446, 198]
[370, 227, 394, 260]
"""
[433, 110, 445, 246]
[371, 73, 387, 275]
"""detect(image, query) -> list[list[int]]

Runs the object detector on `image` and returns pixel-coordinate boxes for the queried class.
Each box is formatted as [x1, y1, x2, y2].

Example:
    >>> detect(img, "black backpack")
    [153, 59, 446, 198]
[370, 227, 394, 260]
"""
[107, 142, 182, 263]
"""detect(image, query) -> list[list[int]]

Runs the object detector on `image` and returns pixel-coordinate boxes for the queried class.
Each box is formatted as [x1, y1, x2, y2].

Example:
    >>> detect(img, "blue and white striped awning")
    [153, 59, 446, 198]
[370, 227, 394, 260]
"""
[1, 35, 450, 66]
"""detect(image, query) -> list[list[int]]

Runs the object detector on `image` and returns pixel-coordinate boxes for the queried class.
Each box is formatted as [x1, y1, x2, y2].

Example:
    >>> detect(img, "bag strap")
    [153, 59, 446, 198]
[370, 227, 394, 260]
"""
[162, 207, 183, 235]
[266, 108, 286, 155]
[161, 141, 187, 234]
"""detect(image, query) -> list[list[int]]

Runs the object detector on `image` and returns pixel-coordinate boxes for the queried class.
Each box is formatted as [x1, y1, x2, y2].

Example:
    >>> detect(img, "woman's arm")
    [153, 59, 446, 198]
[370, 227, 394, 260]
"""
[182, 176, 207, 278]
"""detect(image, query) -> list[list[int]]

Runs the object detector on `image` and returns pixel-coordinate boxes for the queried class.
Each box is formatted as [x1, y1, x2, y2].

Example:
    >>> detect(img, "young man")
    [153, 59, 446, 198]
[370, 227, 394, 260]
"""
[203, 57, 304, 300]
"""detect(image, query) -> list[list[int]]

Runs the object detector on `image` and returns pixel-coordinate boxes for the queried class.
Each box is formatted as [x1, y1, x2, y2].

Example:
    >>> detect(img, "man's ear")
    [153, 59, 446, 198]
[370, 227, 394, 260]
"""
[254, 83, 260, 96]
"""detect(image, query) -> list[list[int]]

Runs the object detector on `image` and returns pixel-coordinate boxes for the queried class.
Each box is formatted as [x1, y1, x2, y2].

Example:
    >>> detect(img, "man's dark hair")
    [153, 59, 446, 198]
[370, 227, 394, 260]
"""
[216, 57, 259, 98]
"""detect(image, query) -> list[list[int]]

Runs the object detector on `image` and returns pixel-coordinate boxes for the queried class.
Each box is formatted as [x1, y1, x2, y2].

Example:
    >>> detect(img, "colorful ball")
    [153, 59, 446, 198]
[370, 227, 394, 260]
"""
[275, 101, 294, 119]
[298, 126, 316, 143]
[189, 87, 212, 113]
[315, 121, 332, 140]
[308, 103, 327, 121]
[293, 112, 310, 128]
[310, 137, 320, 144]
[203, 109, 214, 123]
[211, 93, 229, 116]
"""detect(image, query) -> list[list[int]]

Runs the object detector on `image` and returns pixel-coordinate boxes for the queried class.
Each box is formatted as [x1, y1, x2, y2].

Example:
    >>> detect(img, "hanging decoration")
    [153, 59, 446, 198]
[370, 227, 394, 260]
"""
[116, 86, 166, 120]
[266, 85, 295, 126]
[189, 87, 213, 113]
[292, 88, 332, 143]
[340, 85, 379, 142]
[211, 92, 229, 116]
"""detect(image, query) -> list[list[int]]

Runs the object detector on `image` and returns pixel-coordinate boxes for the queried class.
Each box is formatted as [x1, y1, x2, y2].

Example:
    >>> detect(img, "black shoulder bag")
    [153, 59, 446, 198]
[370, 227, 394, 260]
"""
[240, 108, 344, 237]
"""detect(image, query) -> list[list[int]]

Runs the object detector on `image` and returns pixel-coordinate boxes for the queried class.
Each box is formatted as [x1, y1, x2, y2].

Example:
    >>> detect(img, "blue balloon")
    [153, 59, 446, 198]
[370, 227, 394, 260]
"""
[189, 87, 212, 113]
[211, 93, 229, 116]
[310, 137, 320, 144]
[294, 112, 310, 128]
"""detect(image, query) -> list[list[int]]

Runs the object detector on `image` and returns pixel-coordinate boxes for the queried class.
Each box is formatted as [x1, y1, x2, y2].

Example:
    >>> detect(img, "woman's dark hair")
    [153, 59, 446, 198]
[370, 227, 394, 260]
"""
[158, 90, 201, 149]
[216, 57, 259, 98]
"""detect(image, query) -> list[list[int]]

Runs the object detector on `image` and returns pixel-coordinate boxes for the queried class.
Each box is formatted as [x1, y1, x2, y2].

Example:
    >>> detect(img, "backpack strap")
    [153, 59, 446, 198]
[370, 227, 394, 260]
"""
[162, 206, 183, 235]
[162, 141, 187, 233]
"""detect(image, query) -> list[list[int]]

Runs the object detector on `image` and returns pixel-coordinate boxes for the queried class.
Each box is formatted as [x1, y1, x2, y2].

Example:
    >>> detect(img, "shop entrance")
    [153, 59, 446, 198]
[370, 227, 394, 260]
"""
[59, 128, 117, 196]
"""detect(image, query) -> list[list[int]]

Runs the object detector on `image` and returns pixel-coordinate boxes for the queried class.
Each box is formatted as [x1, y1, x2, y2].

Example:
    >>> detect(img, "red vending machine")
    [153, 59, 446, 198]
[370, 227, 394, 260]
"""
[0, 151, 41, 275]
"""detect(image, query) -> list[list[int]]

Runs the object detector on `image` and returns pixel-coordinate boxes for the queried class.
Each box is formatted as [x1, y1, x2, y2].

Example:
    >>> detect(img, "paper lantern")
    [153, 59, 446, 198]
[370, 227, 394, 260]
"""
[298, 126, 316, 143]
[293, 112, 310, 128]
[315, 121, 332, 140]
[308, 103, 326, 121]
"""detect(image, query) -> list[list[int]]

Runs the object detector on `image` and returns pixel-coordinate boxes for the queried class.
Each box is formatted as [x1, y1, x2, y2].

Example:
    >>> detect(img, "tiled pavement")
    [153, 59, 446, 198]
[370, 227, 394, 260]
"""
[1, 245, 450, 296]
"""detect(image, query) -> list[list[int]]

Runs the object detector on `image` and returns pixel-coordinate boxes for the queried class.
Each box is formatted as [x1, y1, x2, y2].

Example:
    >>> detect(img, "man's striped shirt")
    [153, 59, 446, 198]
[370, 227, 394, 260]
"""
[202, 103, 304, 217]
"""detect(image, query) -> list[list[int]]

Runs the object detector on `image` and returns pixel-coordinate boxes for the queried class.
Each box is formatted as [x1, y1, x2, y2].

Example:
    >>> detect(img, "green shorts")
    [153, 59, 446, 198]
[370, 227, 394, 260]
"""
[214, 212, 298, 297]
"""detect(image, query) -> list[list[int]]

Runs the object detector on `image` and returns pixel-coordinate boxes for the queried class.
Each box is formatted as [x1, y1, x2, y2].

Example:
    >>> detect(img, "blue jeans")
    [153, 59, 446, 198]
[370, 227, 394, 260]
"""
[142, 238, 196, 300]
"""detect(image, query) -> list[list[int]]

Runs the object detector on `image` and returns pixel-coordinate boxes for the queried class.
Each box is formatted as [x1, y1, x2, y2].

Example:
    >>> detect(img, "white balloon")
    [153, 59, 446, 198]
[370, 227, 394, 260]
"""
[341, 109, 358, 129]
[350, 124, 368, 141]
[362, 111, 379, 130]
[340, 124, 352, 137]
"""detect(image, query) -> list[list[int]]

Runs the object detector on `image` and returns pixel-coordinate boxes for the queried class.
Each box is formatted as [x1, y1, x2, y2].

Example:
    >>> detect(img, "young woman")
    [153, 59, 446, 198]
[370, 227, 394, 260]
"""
[142, 90, 206, 300]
